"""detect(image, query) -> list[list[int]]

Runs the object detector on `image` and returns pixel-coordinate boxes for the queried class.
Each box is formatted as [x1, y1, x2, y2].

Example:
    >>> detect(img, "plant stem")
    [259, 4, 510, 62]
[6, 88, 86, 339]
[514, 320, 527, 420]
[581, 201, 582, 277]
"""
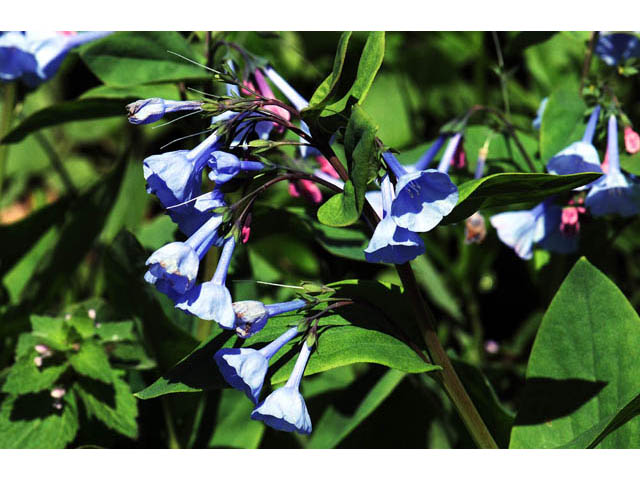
[312, 130, 498, 449]
[580, 32, 599, 92]
[491, 32, 511, 122]
[33, 131, 78, 197]
[0, 83, 17, 199]
[161, 397, 181, 449]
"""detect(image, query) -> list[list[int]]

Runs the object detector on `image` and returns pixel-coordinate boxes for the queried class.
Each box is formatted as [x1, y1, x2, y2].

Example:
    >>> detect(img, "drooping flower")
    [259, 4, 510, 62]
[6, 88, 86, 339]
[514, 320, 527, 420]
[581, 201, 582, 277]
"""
[250, 68, 292, 139]
[383, 152, 458, 233]
[546, 105, 602, 188]
[174, 236, 237, 328]
[143, 132, 222, 235]
[207, 151, 264, 184]
[126, 98, 203, 125]
[595, 33, 640, 66]
[532, 97, 548, 130]
[144, 212, 225, 295]
[233, 299, 307, 339]
[490, 200, 577, 260]
[214, 326, 300, 404]
[251, 340, 313, 435]
[559, 203, 585, 236]
[436, 132, 464, 173]
[624, 126, 640, 154]
[288, 179, 323, 204]
[0, 31, 111, 86]
[585, 114, 640, 217]
[364, 175, 425, 264]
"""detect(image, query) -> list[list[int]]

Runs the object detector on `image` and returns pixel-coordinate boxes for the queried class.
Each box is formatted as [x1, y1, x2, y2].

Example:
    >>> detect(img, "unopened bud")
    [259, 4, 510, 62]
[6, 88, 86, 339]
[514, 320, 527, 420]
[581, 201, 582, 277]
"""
[464, 212, 487, 244]
[34, 344, 51, 356]
[88, 308, 96, 320]
[126, 98, 203, 125]
[50, 387, 66, 399]
[33, 356, 43, 367]
[624, 126, 640, 154]
[233, 301, 269, 339]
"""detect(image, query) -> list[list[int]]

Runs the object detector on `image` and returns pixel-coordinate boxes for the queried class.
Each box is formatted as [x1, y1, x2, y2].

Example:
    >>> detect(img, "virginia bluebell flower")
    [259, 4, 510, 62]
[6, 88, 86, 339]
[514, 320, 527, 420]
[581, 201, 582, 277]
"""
[595, 33, 640, 66]
[144, 211, 225, 294]
[251, 340, 313, 435]
[126, 98, 203, 125]
[364, 175, 425, 264]
[214, 326, 300, 403]
[143, 132, 222, 235]
[234, 299, 307, 339]
[490, 200, 577, 260]
[532, 97, 548, 130]
[207, 151, 264, 184]
[585, 114, 640, 217]
[546, 105, 602, 187]
[174, 236, 237, 328]
[383, 152, 458, 233]
[0, 31, 111, 86]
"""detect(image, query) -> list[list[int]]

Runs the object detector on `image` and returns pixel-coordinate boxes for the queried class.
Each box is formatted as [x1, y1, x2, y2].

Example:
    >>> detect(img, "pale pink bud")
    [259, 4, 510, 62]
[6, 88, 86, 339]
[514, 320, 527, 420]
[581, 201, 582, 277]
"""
[484, 340, 499, 354]
[601, 149, 610, 174]
[560, 206, 581, 236]
[297, 180, 322, 204]
[316, 156, 339, 178]
[33, 356, 43, 367]
[50, 387, 66, 399]
[624, 126, 640, 154]
[88, 309, 96, 320]
[34, 344, 50, 355]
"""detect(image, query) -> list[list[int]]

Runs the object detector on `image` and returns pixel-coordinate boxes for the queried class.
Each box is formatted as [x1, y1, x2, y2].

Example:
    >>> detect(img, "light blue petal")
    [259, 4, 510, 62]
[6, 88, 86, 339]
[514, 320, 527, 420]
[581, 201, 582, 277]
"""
[390, 170, 458, 232]
[364, 216, 425, 264]
[251, 386, 312, 435]
[145, 242, 199, 293]
[585, 170, 640, 217]
[214, 348, 269, 404]
[175, 282, 235, 328]
[546, 141, 602, 191]
[490, 210, 540, 260]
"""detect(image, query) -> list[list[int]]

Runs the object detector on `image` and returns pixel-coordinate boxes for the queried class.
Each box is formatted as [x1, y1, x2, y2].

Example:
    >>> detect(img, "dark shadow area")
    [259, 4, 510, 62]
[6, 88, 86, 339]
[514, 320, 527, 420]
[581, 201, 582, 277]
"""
[10, 391, 59, 421]
[78, 377, 116, 409]
[514, 377, 608, 426]
[162, 330, 234, 391]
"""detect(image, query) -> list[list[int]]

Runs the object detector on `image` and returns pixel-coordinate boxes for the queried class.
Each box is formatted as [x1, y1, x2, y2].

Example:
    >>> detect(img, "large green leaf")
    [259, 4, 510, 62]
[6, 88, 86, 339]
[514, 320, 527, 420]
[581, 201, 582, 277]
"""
[540, 85, 587, 163]
[68, 341, 114, 384]
[317, 180, 360, 227]
[1, 99, 128, 144]
[308, 32, 353, 108]
[208, 389, 265, 448]
[510, 258, 640, 448]
[343, 104, 379, 215]
[80, 31, 209, 86]
[443, 172, 601, 224]
[135, 280, 439, 400]
[307, 369, 405, 448]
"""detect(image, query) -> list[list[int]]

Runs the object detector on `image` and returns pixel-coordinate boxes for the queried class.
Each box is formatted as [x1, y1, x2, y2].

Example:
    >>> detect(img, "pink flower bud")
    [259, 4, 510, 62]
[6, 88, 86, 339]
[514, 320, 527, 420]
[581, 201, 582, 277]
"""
[316, 156, 339, 178]
[288, 182, 301, 198]
[453, 143, 467, 169]
[34, 344, 50, 355]
[484, 340, 500, 354]
[50, 387, 66, 399]
[297, 180, 322, 204]
[624, 126, 640, 154]
[601, 149, 610, 174]
[560, 206, 582, 236]
[33, 356, 43, 367]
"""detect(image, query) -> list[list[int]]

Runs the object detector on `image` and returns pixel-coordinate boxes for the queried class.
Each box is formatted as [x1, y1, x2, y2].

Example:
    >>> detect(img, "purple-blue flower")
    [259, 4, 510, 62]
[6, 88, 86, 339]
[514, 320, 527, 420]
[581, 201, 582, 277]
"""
[490, 201, 577, 260]
[436, 133, 463, 174]
[364, 175, 425, 264]
[174, 236, 237, 328]
[251, 340, 313, 435]
[144, 211, 224, 294]
[383, 152, 458, 233]
[595, 33, 640, 66]
[233, 299, 307, 339]
[143, 132, 222, 235]
[214, 326, 299, 403]
[585, 114, 640, 217]
[207, 151, 264, 184]
[126, 98, 203, 125]
[546, 105, 602, 189]
[411, 134, 448, 172]
[0, 31, 111, 86]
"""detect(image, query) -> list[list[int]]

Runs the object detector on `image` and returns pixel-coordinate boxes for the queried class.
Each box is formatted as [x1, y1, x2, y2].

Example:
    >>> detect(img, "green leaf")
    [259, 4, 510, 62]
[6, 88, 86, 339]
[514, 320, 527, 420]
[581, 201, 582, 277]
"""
[344, 104, 379, 214]
[308, 32, 353, 108]
[309, 221, 369, 261]
[317, 180, 360, 227]
[0, 390, 79, 448]
[29, 315, 68, 350]
[410, 256, 462, 321]
[69, 341, 114, 384]
[96, 321, 137, 343]
[620, 153, 640, 176]
[208, 389, 265, 448]
[443, 172, 601, 224]
[80, 32, 209, 86]
[509, 258, 640, 448]
[74, 372, 138, 439]
[1, 99, 128, 144]
[540, 85, 587, 162]
[307, 369, 405, 448]
[0, 196, 70, 277]
[135, 280, 439, 400]
[559, 391, 640, 448]
[2, 357, 68, 395]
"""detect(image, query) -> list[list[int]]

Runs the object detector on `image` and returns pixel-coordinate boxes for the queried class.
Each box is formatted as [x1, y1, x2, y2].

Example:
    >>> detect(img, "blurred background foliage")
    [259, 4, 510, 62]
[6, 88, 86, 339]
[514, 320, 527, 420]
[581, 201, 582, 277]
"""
[1, 31, 640, 448]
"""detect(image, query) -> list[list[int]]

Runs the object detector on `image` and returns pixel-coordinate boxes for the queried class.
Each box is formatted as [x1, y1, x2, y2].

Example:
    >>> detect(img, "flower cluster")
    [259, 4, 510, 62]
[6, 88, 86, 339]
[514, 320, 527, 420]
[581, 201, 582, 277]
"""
[491, 105, 640, 260]
[128, 62, 345, 434]
[0, 31, 111, 86]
